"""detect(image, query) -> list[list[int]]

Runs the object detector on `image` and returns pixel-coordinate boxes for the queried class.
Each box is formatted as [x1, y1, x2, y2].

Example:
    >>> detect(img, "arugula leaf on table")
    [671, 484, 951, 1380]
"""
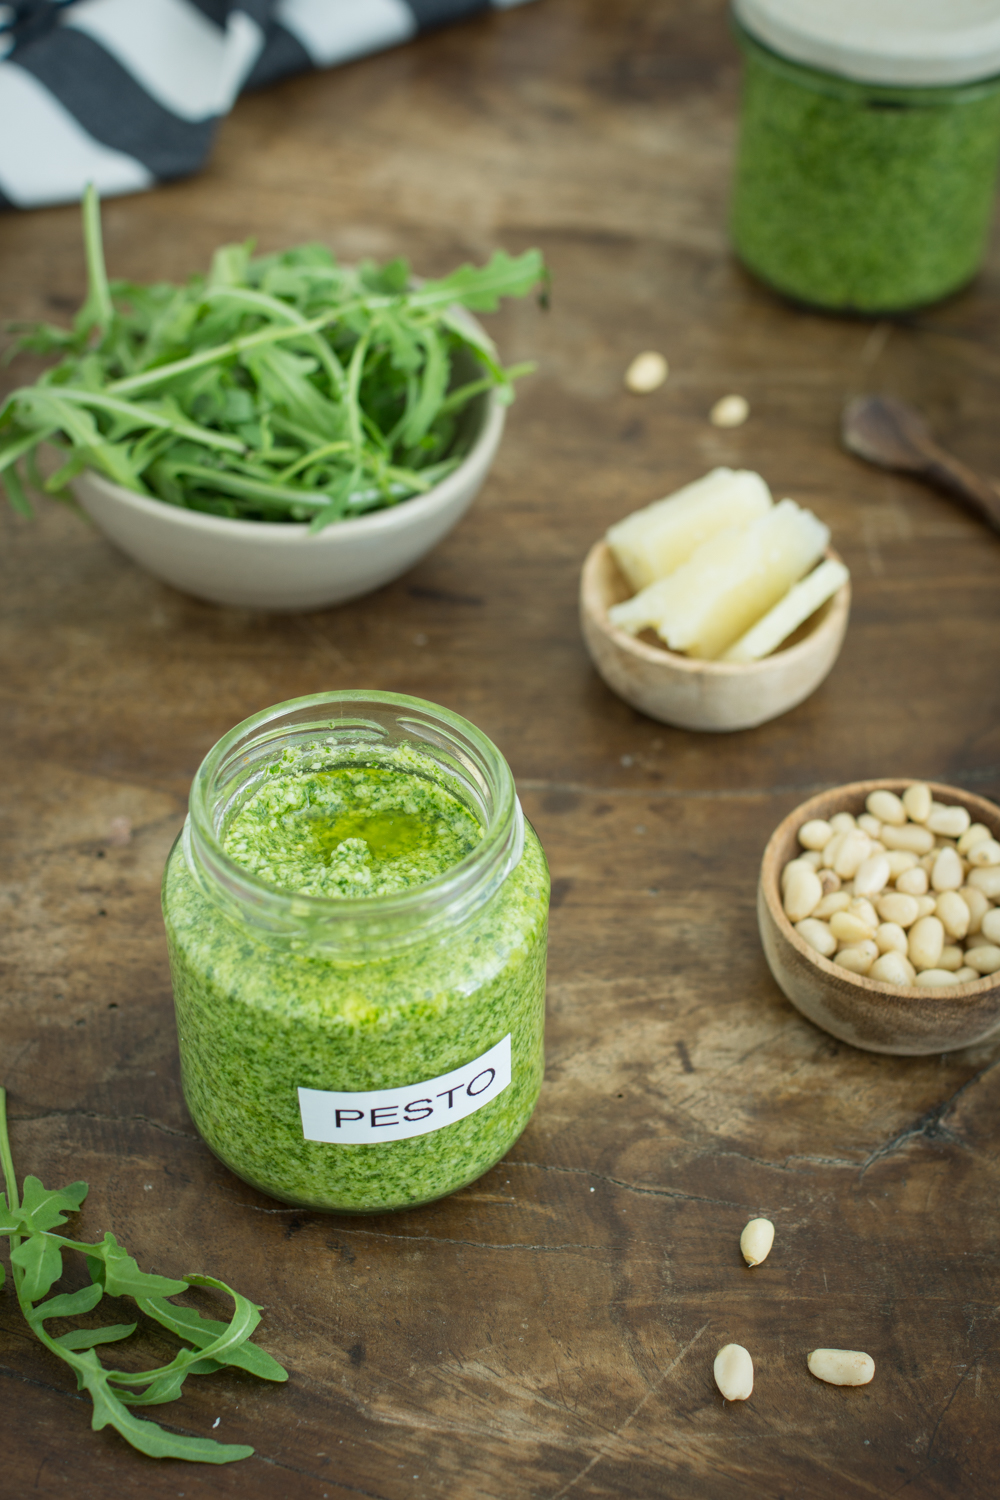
[16, 1174, 89, 1230]
[137, 1294, 288, 1381]
[85, 1232, 190, 1299]
[74, 1350, 255, 1463]
[34, 1283, 138, 1351]
[10, 1231, 65, 1302]
[0, 1087, 287, 1464]
[0, 185, 547, 526]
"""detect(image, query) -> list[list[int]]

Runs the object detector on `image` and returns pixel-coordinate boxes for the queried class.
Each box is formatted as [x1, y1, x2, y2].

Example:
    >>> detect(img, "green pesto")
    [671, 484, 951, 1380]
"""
[223, 765, 483, 899]
[162, 760, 548, 1213]
[730, 24, 1000, 313]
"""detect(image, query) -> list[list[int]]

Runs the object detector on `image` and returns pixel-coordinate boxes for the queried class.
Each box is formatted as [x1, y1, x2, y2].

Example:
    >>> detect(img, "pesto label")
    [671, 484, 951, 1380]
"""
[297, 1035, 512, 1145]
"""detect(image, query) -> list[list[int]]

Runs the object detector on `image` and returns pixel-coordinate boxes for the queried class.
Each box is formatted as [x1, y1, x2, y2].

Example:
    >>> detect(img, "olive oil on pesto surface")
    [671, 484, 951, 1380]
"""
[223, 764, 483, 899]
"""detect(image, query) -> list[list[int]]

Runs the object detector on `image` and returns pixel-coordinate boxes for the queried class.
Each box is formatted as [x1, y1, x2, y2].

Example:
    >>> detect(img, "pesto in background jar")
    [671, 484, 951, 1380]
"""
[730, 0, 1000, 312]
[162, 692, 549, 1214]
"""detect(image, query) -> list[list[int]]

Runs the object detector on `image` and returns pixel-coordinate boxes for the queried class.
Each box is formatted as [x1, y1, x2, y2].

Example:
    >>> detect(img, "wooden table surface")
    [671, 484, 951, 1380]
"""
[3, 3, 1000, 1496]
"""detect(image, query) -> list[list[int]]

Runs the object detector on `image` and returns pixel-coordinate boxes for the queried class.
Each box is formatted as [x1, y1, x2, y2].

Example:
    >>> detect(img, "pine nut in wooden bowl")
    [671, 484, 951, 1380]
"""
[580, 540, 850, 732]
[758, 780, 1000, 1055]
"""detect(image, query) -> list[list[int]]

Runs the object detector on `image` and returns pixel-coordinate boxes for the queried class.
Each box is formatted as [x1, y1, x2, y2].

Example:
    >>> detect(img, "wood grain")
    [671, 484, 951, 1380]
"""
[3, 1, 1000, 1496]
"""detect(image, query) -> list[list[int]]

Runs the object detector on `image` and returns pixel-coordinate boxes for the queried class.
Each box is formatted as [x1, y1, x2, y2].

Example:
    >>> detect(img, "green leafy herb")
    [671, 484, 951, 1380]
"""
[1, 187, 546, 531]
[0, 1086, 287, 1464]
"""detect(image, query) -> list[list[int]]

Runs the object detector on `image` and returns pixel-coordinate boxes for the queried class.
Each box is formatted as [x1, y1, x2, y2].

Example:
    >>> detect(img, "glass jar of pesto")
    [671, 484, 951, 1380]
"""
[162, 691, 549, 1213]
[730, 0, 1000, 312]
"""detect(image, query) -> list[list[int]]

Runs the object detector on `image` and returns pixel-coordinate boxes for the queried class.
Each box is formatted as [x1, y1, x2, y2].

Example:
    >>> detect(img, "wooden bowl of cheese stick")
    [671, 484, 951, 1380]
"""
[579, 468, 851, 732]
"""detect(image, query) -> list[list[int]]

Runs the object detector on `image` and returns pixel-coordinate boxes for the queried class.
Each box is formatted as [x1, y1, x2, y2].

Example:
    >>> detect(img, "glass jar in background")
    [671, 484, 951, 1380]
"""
[162, 691, 549, 1213]
[730, 0, 1000, 313]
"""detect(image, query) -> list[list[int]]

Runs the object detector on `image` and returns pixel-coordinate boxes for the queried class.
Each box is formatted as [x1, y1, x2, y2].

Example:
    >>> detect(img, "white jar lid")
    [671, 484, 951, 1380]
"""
[733, 0, 1000, 86]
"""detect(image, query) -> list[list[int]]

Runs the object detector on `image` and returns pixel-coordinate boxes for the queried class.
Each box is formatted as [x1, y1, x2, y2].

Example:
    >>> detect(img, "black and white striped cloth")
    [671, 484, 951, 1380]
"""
[0, 0, 534, 210]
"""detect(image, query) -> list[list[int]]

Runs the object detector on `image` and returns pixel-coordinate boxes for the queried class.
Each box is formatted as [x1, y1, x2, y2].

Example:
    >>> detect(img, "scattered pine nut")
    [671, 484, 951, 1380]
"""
[740, 1218, 775, 1267]
[710, 394, 750, 427]
[807, 1349, 874, 1386]
[625, 351, 668, 394]
[714, 1344, 754, 1400]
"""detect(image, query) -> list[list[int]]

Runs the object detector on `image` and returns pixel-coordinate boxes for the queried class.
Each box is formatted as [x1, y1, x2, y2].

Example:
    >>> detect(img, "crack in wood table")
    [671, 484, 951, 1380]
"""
[2, 2, 1000, 1496]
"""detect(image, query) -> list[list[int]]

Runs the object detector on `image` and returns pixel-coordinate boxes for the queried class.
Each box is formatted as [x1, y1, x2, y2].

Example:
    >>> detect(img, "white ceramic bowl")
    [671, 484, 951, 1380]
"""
[71, 387, 504, 612]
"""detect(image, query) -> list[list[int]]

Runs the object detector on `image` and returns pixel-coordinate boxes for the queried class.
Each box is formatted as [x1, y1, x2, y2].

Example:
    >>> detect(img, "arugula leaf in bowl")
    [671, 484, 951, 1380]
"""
[1, 187, 546, 532]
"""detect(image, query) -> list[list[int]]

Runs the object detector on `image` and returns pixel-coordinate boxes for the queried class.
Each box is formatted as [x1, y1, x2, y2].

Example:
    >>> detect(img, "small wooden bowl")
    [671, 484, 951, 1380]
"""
[579, 540, 850, 732]
[759, 780, 1000, 1056]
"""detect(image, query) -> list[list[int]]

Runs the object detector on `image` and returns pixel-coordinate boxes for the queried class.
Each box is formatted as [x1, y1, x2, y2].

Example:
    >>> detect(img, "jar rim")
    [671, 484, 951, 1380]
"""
[733, 0, 1000, 89]
[184, 690, 524, 951]
[733, 14, 1000, 103]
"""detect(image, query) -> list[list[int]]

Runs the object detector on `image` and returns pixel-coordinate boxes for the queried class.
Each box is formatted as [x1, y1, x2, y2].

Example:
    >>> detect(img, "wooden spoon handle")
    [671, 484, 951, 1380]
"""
[922, 445, 1000, 534]
[842, 394, 1000, 536]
